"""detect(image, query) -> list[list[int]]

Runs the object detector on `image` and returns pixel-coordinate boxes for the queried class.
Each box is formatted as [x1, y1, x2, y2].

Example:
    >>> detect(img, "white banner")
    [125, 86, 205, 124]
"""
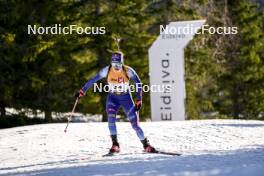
[148, 20, 206, 121]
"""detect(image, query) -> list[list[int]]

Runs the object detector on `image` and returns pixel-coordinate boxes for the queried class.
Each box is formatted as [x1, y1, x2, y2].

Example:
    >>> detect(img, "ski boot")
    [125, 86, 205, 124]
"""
[141, 138, 156, 153]
[109, 135, 120, 153]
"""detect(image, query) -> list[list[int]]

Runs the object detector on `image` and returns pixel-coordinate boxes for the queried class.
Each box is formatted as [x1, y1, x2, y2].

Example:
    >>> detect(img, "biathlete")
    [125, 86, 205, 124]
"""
[75, 51, 156, 153]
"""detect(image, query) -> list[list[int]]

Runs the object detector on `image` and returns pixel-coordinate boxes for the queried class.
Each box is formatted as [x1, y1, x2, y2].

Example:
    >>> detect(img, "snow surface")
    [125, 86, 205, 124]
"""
[0, 120, 264, 176]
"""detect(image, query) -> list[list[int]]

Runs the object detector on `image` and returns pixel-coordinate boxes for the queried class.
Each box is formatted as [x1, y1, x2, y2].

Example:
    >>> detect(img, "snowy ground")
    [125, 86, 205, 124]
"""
[0, 120, 264, 176]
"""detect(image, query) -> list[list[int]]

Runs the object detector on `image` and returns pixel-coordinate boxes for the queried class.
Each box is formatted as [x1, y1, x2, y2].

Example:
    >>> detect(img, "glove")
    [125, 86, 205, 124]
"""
[135, 100, 142, 111]
[74, 89, 84, 98]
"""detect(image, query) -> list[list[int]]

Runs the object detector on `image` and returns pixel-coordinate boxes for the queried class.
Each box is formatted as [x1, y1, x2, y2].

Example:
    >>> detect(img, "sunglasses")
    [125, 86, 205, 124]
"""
[111, 62, 122, 69]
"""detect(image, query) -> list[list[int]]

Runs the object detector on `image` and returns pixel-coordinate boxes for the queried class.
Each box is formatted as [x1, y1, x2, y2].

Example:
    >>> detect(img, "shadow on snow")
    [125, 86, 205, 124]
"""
[3, 147, 264, 176]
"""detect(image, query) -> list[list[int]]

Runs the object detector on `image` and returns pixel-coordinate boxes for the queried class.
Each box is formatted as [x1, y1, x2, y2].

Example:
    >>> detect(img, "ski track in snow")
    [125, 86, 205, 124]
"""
[0, 120, 264, 176]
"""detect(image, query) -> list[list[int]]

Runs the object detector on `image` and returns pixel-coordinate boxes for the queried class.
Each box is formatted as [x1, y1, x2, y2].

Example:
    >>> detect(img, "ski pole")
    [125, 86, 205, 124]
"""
[64, 97, 79, 133]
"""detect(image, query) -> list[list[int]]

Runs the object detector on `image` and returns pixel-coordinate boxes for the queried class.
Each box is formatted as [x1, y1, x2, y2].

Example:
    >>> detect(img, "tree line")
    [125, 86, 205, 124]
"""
[0, 0, 263, 124]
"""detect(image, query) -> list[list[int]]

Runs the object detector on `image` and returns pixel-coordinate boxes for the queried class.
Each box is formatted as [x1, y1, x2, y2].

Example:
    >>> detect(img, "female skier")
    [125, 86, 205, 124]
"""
[75, 52, 156, 154]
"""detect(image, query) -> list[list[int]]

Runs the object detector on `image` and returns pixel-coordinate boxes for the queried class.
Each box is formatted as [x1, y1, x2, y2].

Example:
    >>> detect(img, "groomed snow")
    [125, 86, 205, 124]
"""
[0, 120, 264, 176]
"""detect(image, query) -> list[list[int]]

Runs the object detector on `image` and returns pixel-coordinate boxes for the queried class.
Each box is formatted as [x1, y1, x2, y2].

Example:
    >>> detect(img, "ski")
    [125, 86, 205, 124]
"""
[102, 152, 117, 157]
[153, 150, 182, 156]
[143, 150, 181, 156]
[102, 150, 182, 157]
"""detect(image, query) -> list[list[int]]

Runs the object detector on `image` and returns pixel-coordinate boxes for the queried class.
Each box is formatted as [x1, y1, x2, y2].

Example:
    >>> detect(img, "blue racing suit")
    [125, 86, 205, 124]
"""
[81, 65, 145, 140]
